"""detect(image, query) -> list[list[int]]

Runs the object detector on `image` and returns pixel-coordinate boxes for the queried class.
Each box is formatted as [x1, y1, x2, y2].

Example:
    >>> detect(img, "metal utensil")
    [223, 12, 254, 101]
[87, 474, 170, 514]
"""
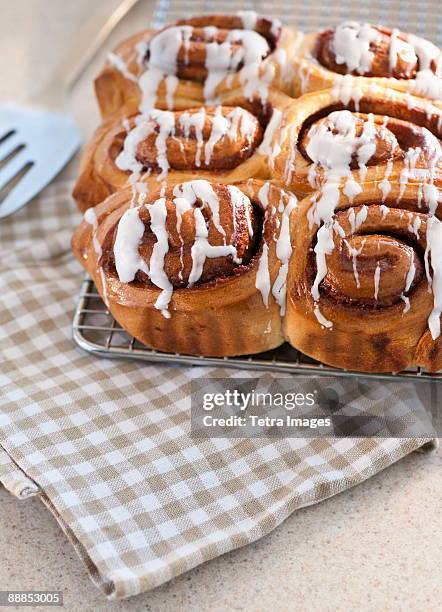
[0, 0, 143, 219]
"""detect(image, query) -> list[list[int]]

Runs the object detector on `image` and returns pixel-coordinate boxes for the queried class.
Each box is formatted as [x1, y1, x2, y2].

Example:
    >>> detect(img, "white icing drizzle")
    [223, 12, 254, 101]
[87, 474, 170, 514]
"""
[259, 108, 283, 156]
[138, 26, 187, 111]
[116, 113, 158, 174]
[297, 59, 313, 95]
[148, 197, 173, 317]
[374, 263, 381, 300]
[388, 29, 417, 77]
[332, 22, 381, 75]
[305, 108, 379, 327]
[271, 18, 282, 39]
[329, 23, 442, 102]
[343, 177, 362, 203]
[258, 182, 270, 210]
[84, 208, 101, 260]
[407, 213, 422, 238]
[203, 107, 225, 164]
[348, 206, 368, 233]
[347, 208, 356, 233]
[417, 183, 424, 209]
[173, 181, 242, 288]
[303, 106, 398, 331]
[425, 216, 442, 339]
[84, 208, 109, 308]
[407, 33, 442, 101]
[311, 223, 334, 301]
[404, 256, 416, 293]
[155, 110, 177, 179]
[181, 24, 193, 65]
[345, 239, 366, 288]
[135, 40, 149, 68]
[115, 109, 176, 179]
[255, 242, 270, 307]
[204, 106, 254, 165]
[107, 52, 137, 82]
[332, 74, 363, 109]
[380, 204, 390, 219]
[173, 196, 192, 281]
[423, 182, 440, 216]
[113, 207, 150, 283]
[355, 205, 368, 228]
[187, 213, 236, 285]
[282, 125, 298, 184]
[378, 160, 394, 201]
[180, 108, 206, 166]
[274, 47, 293, 85]
[122, 118, 131, 133]
[333, 220, 345, 237]
[314, 305, 333, 329]
[399, 147, 421, 197]
[258, 181, 271, 209]
[254, 183, 272, 306]
[227, 185, 254, 238]
[272, 194, 297, 314]
[305, 111, 377, 187]
[204, 28, 270, 103]
[423, 131, 442, 172]
[174, 180, 227, 238]
[401, 294, 411, 313]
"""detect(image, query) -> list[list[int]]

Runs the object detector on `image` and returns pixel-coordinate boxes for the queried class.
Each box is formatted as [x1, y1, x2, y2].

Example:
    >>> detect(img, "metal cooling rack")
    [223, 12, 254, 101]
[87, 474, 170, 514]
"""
[151, 0, 442, 45]
[72, 277, 442, 382]
[72, 0, 442, 381]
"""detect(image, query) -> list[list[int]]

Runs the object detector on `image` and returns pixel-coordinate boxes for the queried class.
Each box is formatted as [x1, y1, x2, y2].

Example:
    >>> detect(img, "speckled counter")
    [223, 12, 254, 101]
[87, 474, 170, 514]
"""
[0, 2, 441, 610]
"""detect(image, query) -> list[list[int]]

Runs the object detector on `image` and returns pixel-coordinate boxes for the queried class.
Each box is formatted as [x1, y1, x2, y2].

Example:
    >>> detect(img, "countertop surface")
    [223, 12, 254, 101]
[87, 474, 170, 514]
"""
[0, 2, 441, 610]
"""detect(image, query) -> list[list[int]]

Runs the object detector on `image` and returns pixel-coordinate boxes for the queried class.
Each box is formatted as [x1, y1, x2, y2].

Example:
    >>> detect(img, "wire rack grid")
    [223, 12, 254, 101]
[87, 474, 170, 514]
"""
[72, 0, 442, 381]
[73, 277, 442, 382]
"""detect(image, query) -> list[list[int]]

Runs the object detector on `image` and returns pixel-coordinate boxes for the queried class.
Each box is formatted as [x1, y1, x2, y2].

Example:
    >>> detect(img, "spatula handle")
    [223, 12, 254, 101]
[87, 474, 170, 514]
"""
[31, 0, 156, 106]
[63, 0, 146, 91]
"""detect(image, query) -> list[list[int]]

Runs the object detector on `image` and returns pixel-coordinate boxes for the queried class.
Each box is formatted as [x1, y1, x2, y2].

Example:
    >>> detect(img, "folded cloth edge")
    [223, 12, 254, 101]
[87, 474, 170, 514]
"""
[0, 446, 40, 499]
[7, 437, 433, 600]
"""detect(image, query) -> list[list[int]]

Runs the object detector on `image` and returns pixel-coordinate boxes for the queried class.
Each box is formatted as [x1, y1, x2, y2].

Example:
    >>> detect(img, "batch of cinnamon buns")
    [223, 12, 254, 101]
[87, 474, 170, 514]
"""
[71, 13, 442, 373]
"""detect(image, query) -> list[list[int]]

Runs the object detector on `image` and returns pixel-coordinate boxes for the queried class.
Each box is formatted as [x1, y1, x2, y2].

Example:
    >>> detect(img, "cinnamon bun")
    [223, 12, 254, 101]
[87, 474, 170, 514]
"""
[292, 22, 442, 106]
[285, 181, 442, 372]
[269, 86, 442, 198]
[72, 179, 297, 356]
[70, 13, 442, 373]
[72, 89, 292, 212]
[95, 12, 301, 117]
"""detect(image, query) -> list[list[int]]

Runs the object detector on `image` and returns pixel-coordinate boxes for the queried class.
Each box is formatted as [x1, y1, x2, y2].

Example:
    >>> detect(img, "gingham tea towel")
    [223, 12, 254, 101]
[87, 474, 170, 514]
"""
[0, 179, 436, 598]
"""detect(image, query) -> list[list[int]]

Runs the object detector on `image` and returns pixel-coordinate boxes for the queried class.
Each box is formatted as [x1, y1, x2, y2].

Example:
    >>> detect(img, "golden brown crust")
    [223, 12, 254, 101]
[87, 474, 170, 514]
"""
[269, 87, 442, 198]
[71, 179, 297, 356]
[72, 112, 123, 213]
[284, 182, 442, 372]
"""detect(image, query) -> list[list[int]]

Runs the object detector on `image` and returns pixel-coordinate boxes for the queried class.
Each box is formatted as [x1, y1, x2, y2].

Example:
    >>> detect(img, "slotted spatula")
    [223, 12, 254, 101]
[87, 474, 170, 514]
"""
[0, 0, 143, 219]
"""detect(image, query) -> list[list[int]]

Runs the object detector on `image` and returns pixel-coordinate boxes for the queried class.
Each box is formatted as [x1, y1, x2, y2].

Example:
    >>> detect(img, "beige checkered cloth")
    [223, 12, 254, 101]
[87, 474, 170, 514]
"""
[0, 178, 435, 599]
